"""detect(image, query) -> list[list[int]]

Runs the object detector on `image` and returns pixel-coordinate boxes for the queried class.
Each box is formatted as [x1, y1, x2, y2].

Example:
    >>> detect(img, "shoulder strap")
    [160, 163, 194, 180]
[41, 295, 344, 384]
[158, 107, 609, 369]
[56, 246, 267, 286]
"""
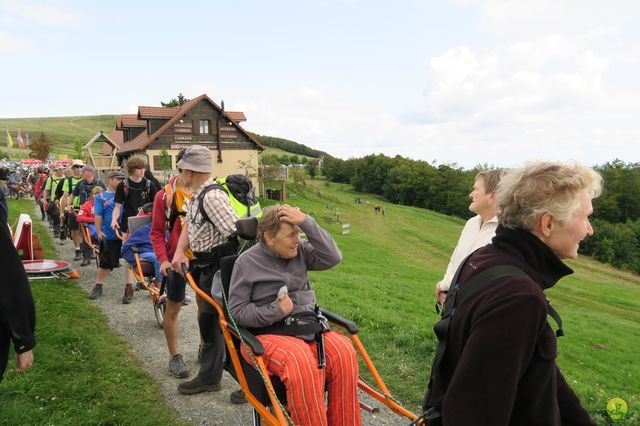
[196, 183, 226, 226]
[123, 178, 129, 198]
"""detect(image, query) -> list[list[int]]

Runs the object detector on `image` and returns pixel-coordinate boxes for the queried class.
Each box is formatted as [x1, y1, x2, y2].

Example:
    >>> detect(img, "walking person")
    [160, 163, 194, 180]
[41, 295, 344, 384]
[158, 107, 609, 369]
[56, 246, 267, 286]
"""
[68, 165, 106, 266]
[59, 160, 84, 259]
[42, 165, 65, 238]
[88, 171, 125, 301]
[150, 149, 194, 379]
[111, 157, 158, 304]
[170, 146, 244, 402]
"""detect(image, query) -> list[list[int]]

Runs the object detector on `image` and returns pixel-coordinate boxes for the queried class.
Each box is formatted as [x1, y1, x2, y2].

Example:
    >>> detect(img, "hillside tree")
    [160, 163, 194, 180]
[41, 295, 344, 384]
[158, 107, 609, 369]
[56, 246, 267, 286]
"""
[73, 138, 84, 160]
[29, 133, 55, 161]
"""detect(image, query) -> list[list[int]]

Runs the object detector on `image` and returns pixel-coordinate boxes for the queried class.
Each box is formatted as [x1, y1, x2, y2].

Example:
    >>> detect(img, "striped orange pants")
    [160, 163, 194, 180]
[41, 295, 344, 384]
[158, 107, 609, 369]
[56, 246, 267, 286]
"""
[242, 330, 362, 426]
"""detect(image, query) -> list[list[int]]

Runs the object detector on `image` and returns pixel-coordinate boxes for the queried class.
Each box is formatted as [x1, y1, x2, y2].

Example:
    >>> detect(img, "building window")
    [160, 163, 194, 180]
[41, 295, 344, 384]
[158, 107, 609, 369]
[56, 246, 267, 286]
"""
[199, 119, 210, 134]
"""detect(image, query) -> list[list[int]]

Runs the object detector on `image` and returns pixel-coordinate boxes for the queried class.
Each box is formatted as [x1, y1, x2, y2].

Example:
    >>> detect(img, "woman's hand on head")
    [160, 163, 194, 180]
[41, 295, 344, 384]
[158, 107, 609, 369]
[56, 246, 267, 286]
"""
[278, 204, 307, 225]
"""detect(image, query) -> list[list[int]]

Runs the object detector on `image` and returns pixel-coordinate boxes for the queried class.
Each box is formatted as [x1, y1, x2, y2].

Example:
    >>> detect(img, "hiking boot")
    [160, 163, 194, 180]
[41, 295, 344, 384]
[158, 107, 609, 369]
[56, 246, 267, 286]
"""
[230, 389, 247, 404]
[74, 249, 82, 260]
[177, 376, 221, 395]
[168, 354, 190, 378]
[81, 258, 91, 267]
[89, 284, 103, 300]
[122, 283, 134, 304]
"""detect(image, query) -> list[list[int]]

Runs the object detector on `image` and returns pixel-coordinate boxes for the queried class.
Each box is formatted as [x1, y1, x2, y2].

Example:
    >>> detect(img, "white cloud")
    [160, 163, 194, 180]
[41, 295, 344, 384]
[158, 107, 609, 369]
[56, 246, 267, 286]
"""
[2, 0, 75, 26]
[0, 31, 30, 52]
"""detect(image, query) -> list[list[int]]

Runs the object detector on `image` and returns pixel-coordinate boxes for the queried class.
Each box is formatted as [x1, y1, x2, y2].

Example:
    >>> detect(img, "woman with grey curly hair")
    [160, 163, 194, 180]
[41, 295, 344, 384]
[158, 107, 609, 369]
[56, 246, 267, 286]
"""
[424, 160, 600, 426]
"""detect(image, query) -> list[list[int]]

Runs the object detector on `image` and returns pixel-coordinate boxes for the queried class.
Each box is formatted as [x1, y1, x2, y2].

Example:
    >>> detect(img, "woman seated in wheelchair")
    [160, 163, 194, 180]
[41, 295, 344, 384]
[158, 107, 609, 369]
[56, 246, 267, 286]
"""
[229, 204, 361, 426]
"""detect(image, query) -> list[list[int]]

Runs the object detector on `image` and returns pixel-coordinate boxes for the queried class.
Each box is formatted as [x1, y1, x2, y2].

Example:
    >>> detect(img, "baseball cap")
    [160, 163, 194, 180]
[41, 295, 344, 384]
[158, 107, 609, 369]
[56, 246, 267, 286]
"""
[72, 159, 84, 167]
[176, 145, 212, 173]
[107, 170, 125, 179]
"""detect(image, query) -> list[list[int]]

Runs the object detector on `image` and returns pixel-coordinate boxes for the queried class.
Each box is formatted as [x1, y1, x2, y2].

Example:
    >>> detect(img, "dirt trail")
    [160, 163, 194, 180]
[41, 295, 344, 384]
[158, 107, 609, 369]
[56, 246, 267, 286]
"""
[49, 216, 406, 425]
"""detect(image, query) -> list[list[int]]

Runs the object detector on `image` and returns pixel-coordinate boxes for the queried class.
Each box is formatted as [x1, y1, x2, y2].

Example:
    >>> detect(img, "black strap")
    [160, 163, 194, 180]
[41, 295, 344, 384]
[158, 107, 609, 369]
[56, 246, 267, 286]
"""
[248, 311, 326, 338]
[196, 183, 226, 225]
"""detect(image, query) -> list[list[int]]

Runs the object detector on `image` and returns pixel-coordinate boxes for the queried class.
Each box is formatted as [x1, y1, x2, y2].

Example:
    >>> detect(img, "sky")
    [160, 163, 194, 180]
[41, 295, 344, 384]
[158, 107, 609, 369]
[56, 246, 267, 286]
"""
[1, 0, 640, 168]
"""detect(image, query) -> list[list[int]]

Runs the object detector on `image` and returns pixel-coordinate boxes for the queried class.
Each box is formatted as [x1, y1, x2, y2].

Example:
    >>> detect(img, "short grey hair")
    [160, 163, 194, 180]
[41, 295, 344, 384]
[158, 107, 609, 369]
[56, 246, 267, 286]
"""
[497, 161, 602, 230]
[257, 205, 282, 243]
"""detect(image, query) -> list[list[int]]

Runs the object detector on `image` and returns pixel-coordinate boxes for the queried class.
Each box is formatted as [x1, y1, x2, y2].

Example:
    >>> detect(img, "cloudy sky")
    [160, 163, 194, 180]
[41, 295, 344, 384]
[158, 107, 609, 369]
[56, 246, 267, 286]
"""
[1, 0, 639, 168]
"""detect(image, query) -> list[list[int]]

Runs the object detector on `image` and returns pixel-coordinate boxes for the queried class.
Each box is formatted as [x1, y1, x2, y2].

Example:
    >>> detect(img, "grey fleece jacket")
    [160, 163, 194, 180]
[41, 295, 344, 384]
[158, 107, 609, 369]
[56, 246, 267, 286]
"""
[228, 216, 342, 328]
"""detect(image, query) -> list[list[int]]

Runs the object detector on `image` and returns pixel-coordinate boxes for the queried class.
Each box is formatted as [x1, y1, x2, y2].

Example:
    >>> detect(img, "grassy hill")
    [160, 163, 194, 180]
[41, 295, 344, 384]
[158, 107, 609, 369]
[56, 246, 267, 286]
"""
[277, 178, 639, 424]
[0, 115, 119, 158]
[0, 115, 320, 160]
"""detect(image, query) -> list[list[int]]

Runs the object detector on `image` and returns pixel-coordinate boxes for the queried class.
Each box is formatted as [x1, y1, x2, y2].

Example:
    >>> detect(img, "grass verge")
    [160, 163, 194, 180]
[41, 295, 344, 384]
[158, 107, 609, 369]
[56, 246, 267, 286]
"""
[1, 198, 187, 425]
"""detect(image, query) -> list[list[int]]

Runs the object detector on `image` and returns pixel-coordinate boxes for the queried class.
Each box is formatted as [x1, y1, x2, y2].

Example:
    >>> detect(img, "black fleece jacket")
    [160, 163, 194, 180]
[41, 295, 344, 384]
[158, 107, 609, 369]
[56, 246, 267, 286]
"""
[0, 223, 36, 355]
[427, 225, 594, 426]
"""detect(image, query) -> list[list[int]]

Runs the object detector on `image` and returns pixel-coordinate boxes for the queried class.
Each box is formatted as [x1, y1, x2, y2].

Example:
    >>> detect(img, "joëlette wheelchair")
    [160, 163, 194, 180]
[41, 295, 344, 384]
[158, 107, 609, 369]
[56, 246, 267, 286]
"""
[181, 217, 419, 426]
[116, 208, 166, 328]
[77, 214, 100, 268]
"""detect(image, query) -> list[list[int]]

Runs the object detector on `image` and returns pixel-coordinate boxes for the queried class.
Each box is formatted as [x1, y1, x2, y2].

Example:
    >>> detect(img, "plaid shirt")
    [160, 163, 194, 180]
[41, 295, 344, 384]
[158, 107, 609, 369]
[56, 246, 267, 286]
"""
[186, 179, 237, 253]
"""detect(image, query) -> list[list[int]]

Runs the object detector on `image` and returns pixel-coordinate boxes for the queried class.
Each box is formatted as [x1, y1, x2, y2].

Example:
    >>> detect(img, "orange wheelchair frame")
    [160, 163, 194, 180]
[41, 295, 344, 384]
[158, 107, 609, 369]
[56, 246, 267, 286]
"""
[179, 218, 419, 426]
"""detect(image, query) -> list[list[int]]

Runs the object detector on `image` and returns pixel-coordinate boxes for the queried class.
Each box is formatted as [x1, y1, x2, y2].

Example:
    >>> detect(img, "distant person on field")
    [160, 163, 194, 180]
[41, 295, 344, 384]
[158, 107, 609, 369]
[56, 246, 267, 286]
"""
[423, 161, 599, 426]
[0, 221, 35, 382]
[434, 169, 504, 305]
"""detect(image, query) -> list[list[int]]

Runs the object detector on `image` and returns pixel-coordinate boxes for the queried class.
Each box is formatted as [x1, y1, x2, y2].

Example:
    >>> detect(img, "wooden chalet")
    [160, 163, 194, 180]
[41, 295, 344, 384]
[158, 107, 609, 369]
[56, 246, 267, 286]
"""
[101, 94, 263, 184]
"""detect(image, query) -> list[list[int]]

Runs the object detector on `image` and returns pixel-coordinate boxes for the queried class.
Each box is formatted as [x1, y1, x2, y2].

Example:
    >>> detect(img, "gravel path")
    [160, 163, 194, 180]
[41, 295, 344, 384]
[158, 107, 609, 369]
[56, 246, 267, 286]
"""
[47, 216, 408, 425]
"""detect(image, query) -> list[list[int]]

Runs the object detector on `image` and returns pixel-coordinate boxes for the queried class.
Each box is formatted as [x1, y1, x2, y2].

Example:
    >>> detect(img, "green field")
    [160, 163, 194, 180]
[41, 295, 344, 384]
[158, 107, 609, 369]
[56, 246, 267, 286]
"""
[284, 179, 639, 425]
[2, 178, 638, 425]
[1, 199, 187, 426]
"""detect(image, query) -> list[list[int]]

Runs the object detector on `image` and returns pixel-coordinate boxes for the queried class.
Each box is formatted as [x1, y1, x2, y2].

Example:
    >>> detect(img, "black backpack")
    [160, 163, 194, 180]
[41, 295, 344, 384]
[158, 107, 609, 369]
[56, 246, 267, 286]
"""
[195, 174, 261, 225]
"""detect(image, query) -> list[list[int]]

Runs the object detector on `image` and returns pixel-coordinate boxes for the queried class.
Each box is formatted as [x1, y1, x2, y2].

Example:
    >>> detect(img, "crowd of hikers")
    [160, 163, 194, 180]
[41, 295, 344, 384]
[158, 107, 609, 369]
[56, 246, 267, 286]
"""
[1, 147, 603, 425]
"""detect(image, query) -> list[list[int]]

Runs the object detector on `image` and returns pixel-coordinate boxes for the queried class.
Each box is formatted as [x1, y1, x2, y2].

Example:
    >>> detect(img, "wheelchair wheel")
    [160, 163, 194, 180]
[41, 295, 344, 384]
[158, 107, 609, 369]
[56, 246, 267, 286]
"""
[154, 300, 166, 329]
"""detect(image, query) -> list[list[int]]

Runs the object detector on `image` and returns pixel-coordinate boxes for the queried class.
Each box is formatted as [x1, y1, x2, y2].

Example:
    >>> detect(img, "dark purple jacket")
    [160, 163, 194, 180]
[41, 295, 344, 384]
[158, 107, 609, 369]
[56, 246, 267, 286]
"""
[427, 225, 595, 426]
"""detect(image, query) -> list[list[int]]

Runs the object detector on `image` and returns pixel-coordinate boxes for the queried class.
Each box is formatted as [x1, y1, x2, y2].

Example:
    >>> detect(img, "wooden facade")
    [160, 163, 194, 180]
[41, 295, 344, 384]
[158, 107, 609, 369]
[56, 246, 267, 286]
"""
[103, 94, 263, 185]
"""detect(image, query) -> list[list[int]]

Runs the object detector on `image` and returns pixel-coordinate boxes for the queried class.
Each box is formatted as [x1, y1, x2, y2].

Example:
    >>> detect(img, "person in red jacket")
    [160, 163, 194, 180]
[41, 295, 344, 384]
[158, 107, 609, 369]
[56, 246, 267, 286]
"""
[150, 151, 194, 380]
[34, 173, 48, 221]
[75, 186, 103, 266]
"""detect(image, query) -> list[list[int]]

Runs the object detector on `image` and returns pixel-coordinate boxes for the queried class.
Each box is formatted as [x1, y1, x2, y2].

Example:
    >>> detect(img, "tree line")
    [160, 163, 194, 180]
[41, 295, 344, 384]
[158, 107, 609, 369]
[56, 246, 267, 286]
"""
[322, 155, 640, 275]
[252, 133, 328, 159]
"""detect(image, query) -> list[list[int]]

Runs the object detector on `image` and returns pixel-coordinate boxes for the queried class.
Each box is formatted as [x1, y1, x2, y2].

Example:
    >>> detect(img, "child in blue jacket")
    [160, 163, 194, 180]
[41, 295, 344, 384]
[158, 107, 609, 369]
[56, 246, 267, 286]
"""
[120, 223, 161, 284]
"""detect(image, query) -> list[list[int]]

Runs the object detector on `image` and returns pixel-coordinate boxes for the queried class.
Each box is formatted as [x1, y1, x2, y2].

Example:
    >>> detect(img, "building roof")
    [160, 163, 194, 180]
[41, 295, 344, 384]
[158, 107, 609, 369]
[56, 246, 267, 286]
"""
[116, 94, 263, 155]
[138, 106, 180, 119]
[226, 111, 246, 122]
[116, 114, 146, 129]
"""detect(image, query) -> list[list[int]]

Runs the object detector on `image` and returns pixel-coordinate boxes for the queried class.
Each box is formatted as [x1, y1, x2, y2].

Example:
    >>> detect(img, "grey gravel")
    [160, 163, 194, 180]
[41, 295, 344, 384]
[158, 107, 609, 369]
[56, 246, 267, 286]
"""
[47, 213, 410, 425]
